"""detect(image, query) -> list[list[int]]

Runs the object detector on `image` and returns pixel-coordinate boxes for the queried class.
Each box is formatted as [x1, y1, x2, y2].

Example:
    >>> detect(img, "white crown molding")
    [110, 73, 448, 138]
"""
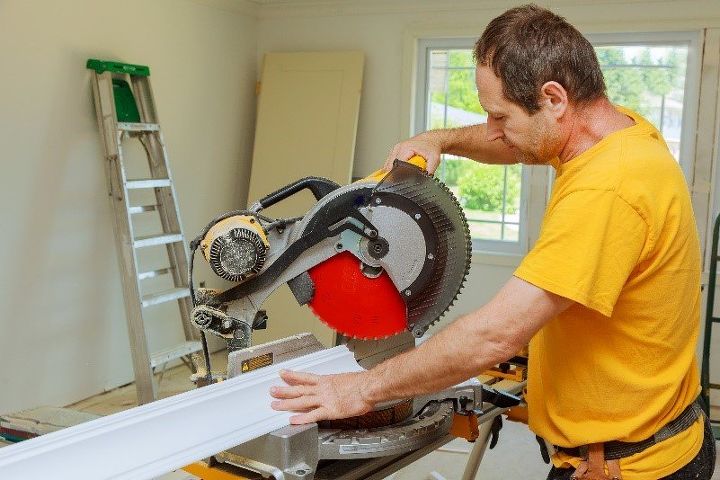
[183, 0, 720, 24]
[255, 0, 527, 19]
[245, 0, 720, 25]
[0, 346, 363, 480]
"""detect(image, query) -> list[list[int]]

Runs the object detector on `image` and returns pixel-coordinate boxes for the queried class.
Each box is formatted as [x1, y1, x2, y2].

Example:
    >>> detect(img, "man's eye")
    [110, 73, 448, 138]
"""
[493, 115, 505, 121]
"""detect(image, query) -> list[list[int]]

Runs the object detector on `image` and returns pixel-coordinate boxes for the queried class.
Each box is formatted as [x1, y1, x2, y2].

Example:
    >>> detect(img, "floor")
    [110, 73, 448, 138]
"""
[388, 421, 551, 479]
[68, 356, 720, 480]
[69, 351, 229, 415]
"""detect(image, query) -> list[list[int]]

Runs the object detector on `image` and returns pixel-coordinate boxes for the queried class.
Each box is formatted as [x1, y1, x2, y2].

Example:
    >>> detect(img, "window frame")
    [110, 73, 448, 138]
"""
[413, 32, 702, 258]
[414, 37, 531, 255]
[585, 31, 702, 182]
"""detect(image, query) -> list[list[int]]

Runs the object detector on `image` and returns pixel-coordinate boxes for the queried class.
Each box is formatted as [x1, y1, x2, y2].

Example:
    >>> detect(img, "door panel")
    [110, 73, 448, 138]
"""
[248, 51, 364, 347]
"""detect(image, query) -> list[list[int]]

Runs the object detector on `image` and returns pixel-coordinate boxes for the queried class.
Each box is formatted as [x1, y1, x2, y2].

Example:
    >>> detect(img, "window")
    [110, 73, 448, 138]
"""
[416, 39, 528, 254]
[414, 33, 700, 255]
[588, 32, 701, 179]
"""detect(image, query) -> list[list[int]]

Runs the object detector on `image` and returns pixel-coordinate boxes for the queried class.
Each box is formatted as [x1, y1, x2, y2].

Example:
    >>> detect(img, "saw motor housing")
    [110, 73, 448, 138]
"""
[200, 215, 269, 282]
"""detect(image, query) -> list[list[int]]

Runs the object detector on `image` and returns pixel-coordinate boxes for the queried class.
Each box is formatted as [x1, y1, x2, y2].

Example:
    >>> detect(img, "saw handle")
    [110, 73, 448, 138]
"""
[365, 155, 428, 182]
[252, 176, 340, 212]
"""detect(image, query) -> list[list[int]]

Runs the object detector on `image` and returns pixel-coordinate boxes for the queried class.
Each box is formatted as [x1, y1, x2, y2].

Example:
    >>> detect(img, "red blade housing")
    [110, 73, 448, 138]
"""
[307, 252, 407, 339]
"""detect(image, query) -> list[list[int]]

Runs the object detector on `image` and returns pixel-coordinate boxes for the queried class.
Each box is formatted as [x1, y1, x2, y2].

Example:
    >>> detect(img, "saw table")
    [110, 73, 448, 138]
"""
[170, 332, 522, 480]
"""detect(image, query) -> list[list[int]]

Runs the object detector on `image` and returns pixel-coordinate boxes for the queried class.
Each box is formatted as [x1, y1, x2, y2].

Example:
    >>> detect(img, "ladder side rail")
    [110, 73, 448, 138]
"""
[132, 76, 159, 124]
[115, 135, 159, 403]
[702, 213, 720, 414]
[93, 72, 120, 158]
[92, 72, 157, 404]
[134, 75, 196, 342]
[144, 131, 196, 342]
[140, 132, 188, 266]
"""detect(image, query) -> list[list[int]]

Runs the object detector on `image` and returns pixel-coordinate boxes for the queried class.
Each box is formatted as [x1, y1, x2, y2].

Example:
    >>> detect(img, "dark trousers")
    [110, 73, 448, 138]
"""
[547, 415, 716, 480]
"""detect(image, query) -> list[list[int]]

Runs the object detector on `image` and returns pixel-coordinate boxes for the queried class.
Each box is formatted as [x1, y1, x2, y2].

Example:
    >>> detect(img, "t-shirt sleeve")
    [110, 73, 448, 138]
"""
[514, 189, 648, 316]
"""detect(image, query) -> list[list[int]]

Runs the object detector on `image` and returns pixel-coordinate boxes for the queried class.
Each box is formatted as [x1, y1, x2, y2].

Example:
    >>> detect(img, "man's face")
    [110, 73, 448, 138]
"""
[475, 65, 561, 165]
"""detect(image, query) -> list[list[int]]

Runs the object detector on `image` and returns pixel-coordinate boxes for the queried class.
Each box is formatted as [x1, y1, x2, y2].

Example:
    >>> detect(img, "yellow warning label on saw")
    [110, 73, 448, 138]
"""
[241, 353, 273, 373]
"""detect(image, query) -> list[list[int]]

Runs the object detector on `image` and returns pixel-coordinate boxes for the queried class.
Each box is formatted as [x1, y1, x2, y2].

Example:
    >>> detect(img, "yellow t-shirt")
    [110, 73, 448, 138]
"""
[514, 106, 703, 480]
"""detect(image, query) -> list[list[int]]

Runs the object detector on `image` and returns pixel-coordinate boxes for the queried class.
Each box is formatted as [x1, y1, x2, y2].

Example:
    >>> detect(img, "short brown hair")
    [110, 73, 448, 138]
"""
[474, 4, 606, 114]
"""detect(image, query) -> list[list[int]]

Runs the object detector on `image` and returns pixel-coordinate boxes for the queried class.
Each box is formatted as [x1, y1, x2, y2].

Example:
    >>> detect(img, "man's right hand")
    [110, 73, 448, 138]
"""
[384, 131, 445, 174]
[384, 124, 515, 174]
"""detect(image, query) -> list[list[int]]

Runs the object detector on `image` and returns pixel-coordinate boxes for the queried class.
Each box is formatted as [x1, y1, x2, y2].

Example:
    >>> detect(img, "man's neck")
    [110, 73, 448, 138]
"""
[557, 98, 635, 164]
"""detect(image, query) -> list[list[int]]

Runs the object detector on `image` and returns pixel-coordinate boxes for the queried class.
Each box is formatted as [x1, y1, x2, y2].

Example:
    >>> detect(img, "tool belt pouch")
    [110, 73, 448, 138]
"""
[571, 443, 622, 480]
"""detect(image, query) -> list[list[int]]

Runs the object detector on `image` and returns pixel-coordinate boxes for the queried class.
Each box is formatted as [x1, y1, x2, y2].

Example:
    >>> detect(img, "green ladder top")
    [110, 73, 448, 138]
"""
[86, 59, 150, 77]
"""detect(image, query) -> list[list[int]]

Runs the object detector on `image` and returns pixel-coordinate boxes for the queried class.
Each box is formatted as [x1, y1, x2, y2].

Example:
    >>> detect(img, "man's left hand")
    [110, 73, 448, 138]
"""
[270, 370, 375, 424]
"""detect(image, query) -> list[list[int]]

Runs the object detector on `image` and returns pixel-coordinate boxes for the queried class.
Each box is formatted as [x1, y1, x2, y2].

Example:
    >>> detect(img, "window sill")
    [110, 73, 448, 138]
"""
[471, 250, 524, 268]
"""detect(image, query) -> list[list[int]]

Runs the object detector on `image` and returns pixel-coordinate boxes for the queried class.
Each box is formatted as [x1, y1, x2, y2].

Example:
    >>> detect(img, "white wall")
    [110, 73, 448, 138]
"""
[0, 0, 258, 413]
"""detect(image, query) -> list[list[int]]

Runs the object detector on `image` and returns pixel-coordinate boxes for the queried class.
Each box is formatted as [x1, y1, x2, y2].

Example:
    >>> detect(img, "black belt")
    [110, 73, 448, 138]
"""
[556, 399, 703, 460]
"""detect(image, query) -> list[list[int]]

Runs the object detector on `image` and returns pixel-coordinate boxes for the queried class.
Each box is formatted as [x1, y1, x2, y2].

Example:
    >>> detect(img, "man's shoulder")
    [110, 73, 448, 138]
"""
[617, 132, 683, 190]
[568, 130, 676, 189]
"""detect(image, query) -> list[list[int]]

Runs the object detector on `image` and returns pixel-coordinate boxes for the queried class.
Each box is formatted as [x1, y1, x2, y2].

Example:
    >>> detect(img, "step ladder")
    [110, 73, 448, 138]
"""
[87, 59, 201, 404]
[702, 212, 720, 439]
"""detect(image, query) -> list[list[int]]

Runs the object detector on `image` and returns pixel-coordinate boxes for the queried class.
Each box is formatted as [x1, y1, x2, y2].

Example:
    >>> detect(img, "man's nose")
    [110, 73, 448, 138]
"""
[485, 118, 503, 142]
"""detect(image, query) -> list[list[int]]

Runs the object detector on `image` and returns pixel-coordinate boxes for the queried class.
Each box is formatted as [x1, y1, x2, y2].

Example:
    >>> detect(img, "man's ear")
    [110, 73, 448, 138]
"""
[539, 81, 568, 119]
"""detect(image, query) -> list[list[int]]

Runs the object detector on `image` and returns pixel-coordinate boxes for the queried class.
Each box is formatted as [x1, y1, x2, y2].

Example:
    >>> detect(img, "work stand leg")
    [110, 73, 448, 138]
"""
[460, 421, 494, 480]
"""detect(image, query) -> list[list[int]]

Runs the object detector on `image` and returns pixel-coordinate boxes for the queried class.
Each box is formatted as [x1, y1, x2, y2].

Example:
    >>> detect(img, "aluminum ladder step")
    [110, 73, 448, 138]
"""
[128, 205, 158, 215]
[117, 122, 160, 132]
[138, 267, 174, 281]
[141, 287, 190, 308]
[150, 341, 202, 369]
[133, 233, 183, 248]
[126, 179, 171, 190]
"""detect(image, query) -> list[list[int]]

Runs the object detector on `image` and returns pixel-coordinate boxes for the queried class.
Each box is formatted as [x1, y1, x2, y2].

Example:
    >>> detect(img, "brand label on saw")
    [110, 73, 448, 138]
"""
[241, 353, 273, 373]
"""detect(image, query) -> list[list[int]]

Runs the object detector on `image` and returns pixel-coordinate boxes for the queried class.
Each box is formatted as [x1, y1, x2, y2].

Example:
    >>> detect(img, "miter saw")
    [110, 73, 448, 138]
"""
[186, 156, 521, 480]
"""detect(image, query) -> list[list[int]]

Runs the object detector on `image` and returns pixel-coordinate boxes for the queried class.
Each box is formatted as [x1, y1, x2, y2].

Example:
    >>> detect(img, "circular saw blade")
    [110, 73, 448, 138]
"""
[371, 160, 472, 337]
[307, 251, 407, 339]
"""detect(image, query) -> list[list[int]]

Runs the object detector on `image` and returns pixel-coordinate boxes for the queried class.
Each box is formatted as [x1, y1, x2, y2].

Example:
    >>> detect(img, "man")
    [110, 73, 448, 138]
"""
[271, 5, 716, 479]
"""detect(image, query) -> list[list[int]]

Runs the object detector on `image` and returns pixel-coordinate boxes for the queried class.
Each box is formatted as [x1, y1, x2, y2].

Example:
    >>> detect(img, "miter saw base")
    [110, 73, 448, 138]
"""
[207, 333, 488, 480]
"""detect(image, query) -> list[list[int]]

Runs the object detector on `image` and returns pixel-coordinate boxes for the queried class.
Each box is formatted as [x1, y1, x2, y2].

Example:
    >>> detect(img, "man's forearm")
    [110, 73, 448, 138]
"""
[356, 277, 572, 406]
[426, 125, 516, 165]
[359, 307, 512, 405]
[270, 277, 571, 424]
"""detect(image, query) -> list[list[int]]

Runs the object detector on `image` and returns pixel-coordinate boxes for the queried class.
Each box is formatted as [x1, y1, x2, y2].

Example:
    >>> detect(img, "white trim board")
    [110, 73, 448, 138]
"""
[0, 346, 363, 480]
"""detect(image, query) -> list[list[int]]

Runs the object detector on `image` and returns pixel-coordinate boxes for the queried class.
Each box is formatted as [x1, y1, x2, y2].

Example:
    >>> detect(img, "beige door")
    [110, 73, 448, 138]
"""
[248, 51, 364, 346]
